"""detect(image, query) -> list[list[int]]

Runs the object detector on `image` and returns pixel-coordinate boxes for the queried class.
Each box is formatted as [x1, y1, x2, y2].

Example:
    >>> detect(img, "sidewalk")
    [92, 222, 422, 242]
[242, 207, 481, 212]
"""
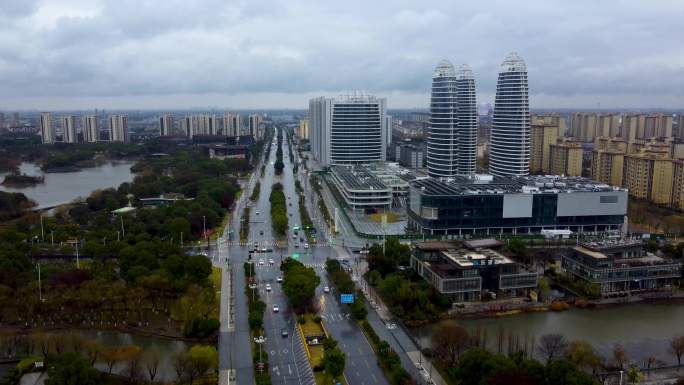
[352, 263, 448, 385]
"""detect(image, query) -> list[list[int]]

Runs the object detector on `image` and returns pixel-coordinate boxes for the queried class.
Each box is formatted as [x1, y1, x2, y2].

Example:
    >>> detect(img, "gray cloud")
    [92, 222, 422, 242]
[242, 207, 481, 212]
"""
[0, 0, 682, 109]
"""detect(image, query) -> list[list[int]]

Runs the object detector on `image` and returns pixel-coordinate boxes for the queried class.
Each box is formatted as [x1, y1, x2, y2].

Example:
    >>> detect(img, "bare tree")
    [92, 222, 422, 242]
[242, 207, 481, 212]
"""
[431, 321, 469, 365]
[144, 348, 162, 382]
[670, 336, 684, 366]
[537, 334, 567, 363]
[173, 351, 191, 382]
[612, 344, 629, 370]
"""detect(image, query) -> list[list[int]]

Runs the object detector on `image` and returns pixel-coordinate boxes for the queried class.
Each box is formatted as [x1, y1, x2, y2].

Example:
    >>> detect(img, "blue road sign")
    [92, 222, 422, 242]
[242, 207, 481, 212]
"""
[340, 294, 354, 304]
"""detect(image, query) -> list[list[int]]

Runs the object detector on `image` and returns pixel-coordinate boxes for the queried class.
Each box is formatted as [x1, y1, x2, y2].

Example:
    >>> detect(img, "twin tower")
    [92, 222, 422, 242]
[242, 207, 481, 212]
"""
[426, 53, 530, 179]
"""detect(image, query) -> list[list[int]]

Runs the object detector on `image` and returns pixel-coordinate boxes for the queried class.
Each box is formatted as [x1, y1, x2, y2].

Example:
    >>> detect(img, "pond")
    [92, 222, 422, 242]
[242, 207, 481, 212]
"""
[0, 161, 136, 208]
[412, 303, 684, 365]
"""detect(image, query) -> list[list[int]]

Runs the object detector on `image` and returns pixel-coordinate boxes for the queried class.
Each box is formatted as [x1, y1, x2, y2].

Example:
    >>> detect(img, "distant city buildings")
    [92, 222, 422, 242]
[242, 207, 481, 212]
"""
[61, 115, 77, 143]
[40, 112, 55, 144]
[309, 93, 388, 167]
[489, 53, 530, 177]
[248, 114, 264, 139]
[81, 115, 99, 143]
[109, 115, 128, 142]
[298, 119, 309, 140]
[224, 113, 241, 137]
[159, 114, 174, 136]
[189, 115, 217, 137]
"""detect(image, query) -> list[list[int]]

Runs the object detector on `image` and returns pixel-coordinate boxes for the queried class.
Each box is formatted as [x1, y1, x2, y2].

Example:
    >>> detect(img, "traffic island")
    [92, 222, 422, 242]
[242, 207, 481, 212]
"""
[297, 314, 348, 385]
[244, 262, 273, 385]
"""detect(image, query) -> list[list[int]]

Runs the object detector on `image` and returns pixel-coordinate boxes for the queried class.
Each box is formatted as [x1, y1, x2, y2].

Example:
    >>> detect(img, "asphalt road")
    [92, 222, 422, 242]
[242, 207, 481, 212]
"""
[215, 128, 392, 385]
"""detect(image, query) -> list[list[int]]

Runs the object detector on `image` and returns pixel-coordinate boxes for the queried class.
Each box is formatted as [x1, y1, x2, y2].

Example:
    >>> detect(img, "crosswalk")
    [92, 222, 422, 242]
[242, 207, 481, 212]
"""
[320, 312, 351, 323]
[222, 241, 332, 248]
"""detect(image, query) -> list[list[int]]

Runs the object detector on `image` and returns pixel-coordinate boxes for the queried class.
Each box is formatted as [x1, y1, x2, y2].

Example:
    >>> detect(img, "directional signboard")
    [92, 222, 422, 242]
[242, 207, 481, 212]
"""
[292, 253, 300, 259]
[340, 294, 354, 304]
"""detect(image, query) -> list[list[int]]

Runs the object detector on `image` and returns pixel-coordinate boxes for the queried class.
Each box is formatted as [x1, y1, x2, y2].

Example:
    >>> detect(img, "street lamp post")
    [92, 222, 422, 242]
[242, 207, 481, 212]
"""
[254, 335, 267, 371]
[203, 215, 208, 249]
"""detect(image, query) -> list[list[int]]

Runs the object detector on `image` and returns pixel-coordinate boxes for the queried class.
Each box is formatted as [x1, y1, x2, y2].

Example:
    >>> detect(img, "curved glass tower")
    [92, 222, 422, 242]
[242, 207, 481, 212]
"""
[427, 60, 459, 178]
[456, 64, 477, 175]
[489, 52, 530, 177]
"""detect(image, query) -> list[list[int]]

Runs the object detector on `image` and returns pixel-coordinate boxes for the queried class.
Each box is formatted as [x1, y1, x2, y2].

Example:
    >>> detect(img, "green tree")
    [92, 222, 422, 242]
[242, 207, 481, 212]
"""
[45, 353, 99, 385]
[324, 347, 346, 379]
[188, 345, 219, 380]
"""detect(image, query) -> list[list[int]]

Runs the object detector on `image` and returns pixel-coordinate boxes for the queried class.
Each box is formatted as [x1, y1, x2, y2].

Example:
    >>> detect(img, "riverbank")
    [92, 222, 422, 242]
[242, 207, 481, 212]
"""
[1, 174, 44, 186]
[449, 290, 684, 319]
[0, 323, 217, 344]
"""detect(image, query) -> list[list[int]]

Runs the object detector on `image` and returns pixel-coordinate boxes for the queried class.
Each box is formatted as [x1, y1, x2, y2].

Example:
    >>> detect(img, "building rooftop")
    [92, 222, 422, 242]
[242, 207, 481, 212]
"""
[580, 238, 643, 251]
[330, 166, 390, 191]
[442, 248, 514, 268]
[411, 175, 626, 196]
[414, 241, 458, 251]
[463, 238, 504, 250]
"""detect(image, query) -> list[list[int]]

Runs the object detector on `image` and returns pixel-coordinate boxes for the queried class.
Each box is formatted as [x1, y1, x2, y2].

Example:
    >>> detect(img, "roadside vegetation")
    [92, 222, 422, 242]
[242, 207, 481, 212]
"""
[274, 128, 284, 175]
[366, 238, 450, 325]
[325, 259, 367, 320]
[359, 320, 412, 385]
[244, 262, 272, 385]
[250, 181, 261, 202]
[240, 207, 251, 243]
[0, 144, 255, 340]
[269, 183, 288, 236]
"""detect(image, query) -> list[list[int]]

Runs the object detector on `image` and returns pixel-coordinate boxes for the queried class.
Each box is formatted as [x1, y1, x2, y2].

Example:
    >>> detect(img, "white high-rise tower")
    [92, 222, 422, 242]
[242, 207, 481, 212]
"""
[489, 53, 530, 177]
[426, 60, 459, 178]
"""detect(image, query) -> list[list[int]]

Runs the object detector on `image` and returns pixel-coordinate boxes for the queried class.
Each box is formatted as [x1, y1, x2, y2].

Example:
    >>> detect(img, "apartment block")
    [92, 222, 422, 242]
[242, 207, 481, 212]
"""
[549, 138, 583, 176]
[672, 159, 684, 210]
[591, 149, 625, 187]
[569, 112, 598, 142]
[530, 122, 559, 174]
[623, 147, 674, 205]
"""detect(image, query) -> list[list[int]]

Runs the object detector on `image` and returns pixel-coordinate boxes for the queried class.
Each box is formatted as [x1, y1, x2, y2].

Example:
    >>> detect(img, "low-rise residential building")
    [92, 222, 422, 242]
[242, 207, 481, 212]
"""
[410, 240, 538, 302]
[561, 239, 681, 296]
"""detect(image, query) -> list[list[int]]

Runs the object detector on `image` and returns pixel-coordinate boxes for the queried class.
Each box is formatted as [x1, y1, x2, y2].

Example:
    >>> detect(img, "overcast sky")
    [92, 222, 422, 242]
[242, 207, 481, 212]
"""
[0, 0, 682, 110]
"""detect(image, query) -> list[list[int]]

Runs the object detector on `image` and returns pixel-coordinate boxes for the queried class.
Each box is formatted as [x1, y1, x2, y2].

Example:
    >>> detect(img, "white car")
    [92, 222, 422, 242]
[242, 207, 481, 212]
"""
[323, 286, 330, 293]
[277, 276, 283, 283]
[266, 284, 272, 292]
[256, 211, 260, 215]
[258, 259, 264, 266]
[273, 305, 279, 312]
[304, 243, 309, 249]
[269, 258, 274, 265]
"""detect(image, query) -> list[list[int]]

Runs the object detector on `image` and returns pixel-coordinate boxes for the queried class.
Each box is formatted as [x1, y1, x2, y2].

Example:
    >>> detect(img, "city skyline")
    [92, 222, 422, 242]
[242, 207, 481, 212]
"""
[0, 1, 682, 110]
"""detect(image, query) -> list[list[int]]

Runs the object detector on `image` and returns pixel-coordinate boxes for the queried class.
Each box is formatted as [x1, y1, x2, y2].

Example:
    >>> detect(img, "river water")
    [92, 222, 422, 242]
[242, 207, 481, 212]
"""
[0, 161, 136, 208]
[412, 303, 684, 366]
[78, 330, 191, 382]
